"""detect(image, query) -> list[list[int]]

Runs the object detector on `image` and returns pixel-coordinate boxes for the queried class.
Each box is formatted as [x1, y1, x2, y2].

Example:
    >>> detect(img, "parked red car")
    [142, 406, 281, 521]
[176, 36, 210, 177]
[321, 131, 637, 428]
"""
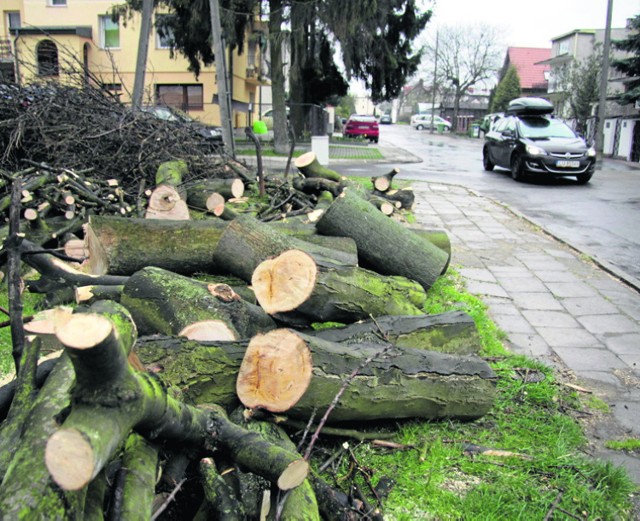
[343, 114, 379, 143]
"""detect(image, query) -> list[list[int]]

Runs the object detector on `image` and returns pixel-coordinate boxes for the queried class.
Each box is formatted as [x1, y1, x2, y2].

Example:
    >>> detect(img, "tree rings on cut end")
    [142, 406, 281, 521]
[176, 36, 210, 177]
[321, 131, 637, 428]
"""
[236, 329, 312, 412]
[178, 320, 238, 341]
[56, 314, 113, 350]
[45, 428, 95, 491]
[251, 249, 317, 314]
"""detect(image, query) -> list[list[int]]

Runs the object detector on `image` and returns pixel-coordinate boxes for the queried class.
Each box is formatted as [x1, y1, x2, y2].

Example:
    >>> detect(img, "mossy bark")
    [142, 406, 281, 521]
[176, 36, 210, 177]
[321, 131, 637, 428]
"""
[316, 190, 450, 290]
[84, 215, 229, 276]
[311, 311, 481, 355]
[211, 214, 357, 282]
[121, 266, 275, 339]
[118, 434, 158, 520]
[199, 457, 246, 520]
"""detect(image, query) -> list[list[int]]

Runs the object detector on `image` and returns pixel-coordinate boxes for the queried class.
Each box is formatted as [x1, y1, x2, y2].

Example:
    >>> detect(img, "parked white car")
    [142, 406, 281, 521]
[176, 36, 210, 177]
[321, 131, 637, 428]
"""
[411, 114, 452, 131]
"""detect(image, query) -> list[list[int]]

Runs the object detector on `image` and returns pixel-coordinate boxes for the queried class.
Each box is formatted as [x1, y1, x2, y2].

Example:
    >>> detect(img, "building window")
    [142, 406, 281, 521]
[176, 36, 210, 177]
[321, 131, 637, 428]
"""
[99, 15, 120, 49]
[6, 12, 21, 30]
[156, 84, 204, 111]
[37, 40, 59, 76]
[155, 14, 174, 49]
[48, 0, 67, 5]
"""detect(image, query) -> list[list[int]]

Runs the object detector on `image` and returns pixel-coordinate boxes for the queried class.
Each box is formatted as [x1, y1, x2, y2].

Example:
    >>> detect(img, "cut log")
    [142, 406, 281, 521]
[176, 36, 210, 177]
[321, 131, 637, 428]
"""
[75, 284, 124, 304]
[316, 190, 449, 290]
[377, 188, 415, 210]
[252, 249, 426, 322]
[292, 177, 343, 198]
[118, 433, 158, 520]
[155, 159, 188, 187]
[237, 329, 496, 422]
[371, 168, 400, 192]
[237, 327, 313, 412]
[294, 152, 344, 183]
[187, 190, 225, 213]
[145, 184, 190, 220]
[212, 203, 238, 221]
[310, 311, 481, 355]
[185, 178, 245, 202]
[121, 266, 276, 339]
[211, 214, 358, 282]
[83, 215, 229, 276]
[199, 457, 246, 520]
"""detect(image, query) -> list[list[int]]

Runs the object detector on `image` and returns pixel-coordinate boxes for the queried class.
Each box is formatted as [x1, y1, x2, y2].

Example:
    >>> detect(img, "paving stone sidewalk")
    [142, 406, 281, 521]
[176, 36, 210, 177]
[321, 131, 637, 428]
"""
[413, 181, 640, 484]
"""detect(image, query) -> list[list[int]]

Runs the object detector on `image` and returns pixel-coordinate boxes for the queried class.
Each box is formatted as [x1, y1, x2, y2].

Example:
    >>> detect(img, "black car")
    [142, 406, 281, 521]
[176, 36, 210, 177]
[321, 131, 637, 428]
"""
[141, 105, 223, 144]
[482, 99, 596, 184]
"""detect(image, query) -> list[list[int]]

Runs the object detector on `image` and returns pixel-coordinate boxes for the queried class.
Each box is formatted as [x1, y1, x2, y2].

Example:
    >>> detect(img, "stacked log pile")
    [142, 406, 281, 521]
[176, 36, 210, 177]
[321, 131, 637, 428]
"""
[1, 87, 496, 519]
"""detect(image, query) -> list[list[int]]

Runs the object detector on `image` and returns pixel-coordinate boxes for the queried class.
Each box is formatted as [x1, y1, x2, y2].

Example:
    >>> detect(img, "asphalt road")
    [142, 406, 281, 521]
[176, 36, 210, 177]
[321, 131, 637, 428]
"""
[335, 124, 640, 288]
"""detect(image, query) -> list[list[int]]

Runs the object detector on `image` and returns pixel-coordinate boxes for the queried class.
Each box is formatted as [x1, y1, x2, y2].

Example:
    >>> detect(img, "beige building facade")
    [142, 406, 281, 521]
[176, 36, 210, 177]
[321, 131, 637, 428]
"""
[0, 0, 268, 128]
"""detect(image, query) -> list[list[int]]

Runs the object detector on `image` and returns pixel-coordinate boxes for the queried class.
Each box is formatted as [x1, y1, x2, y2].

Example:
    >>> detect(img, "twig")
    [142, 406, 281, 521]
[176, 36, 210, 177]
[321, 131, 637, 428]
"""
[303, 320, 395, 460]
[150, 478, 187, 521]
[7, 177, 26, 372]
[543, 490, 564, 521]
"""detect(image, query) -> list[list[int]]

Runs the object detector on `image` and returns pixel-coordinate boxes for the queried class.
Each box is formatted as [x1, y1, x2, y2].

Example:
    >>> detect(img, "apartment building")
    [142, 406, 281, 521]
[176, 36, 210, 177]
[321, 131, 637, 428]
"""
[0, 0, 268, 128]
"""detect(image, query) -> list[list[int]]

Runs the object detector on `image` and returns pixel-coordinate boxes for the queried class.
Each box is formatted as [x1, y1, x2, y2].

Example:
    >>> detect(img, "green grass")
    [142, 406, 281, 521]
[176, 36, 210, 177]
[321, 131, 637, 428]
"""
[606, 439, 640, 453]
[310, 268, 638, 520]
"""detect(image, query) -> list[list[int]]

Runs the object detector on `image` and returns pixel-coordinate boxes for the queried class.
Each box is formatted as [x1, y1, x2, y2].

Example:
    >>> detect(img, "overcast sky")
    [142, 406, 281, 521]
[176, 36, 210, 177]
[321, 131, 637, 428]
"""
[424, 0, 639, 48]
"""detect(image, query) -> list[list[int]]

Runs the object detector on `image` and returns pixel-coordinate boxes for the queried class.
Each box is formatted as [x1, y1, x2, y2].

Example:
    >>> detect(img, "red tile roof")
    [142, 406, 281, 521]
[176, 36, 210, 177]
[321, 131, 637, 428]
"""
[505, 47, 551, 90]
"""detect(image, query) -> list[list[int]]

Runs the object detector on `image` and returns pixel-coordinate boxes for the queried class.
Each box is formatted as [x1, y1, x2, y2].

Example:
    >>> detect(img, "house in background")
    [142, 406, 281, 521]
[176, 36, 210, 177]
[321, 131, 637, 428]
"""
[538, 25, 639, 161]
[499, 47, 550, 98]
[0, 0, 269, 129]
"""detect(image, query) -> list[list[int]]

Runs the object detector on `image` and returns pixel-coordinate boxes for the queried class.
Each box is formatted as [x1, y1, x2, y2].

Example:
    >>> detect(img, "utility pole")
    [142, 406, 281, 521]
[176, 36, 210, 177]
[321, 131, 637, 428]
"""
[430, 30, 439, 134]
[209, 0, 236, 157]
[595, 0, 613, 169]
[132, 0, 153, 110]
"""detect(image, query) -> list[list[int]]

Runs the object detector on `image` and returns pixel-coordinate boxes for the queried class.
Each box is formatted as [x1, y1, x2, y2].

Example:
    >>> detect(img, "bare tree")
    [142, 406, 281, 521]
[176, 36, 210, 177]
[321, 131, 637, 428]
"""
[425, 24, 503, 130]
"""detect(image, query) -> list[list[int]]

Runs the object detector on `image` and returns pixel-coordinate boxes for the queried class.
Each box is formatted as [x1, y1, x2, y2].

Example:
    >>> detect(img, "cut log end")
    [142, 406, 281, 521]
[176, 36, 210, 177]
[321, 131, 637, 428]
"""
[236, 329, 313, 412]
[205, 193, 225, 212]
[178, 320, 238, 342]
[294, 151, 317, 169]
[24, 307, 74, 335]
[252, 250, 317, 314]
[277, 458, 310, 491]
[56, 313, 113, 350]
[45, 428, 95, 491]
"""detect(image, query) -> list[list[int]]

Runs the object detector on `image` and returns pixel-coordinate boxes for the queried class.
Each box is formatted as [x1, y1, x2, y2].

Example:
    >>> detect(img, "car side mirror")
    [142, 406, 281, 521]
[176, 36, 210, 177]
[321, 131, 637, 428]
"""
[502, 129, 515, 138]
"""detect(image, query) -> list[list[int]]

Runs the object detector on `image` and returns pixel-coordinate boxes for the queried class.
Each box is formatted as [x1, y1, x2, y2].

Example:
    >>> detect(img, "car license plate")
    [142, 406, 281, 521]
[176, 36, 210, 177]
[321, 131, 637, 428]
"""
[556, 160, 580, 168]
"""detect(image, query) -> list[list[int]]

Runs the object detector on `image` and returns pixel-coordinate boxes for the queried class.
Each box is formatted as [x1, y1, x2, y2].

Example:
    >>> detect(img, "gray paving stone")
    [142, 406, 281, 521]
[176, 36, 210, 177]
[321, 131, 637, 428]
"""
[536, 270, 581, 283]
[561, 297, 620, 316]
[574, 370, 628, 388]
[458, 268, 497, 283]
[544, 282, 599, 298]
[552, 347, 627, 371]
[521, 310, 581, 328]
[505, 333, 553, 357]
[488, 265, 531, 277]
[605, 334, 640, 355]
[490, 312, 536, 334]
[464, 281, 510, 298]
[617, 354, 640, 374]
[577, 314, 639, 336]
[510, 292, 564, 311]
[609, 399, 640, 435]
[496, 276, 548, 293]
[537, 327, 601, 348]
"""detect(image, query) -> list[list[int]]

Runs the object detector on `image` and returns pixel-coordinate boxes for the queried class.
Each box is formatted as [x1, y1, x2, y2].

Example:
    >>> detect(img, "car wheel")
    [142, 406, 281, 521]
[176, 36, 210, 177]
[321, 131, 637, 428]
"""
[373, 137, 379, 143]
[482, 148, 494, 171]
[416, 124, 424, 130]
[576, 173, 593, 184]
[510, 154, 526, 181]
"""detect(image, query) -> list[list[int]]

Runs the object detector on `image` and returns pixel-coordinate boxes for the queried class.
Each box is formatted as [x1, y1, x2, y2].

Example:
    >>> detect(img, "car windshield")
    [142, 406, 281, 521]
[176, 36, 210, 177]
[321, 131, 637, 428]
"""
[518, 117, 576, 139]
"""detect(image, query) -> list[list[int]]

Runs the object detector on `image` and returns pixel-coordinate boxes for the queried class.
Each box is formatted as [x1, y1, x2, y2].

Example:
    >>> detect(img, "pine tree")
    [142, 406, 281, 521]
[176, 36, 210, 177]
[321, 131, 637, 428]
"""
[610, 14, 640, 105]
[490, 65, 521, 112]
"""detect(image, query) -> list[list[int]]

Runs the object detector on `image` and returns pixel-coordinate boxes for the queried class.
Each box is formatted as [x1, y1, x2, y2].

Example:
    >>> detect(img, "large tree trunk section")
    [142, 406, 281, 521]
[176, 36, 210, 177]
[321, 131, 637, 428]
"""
[144, 184, 190, 220]
[238, 329, 496, 422]
[83, 215, 229, 276]
[294, 152, 344, 183]
[316, 190, 449, 290]
[211, 214, 358, 282]
[310, 311, 481, 355]
[121, 266, 275, 339]
[251, 249, 426, 323]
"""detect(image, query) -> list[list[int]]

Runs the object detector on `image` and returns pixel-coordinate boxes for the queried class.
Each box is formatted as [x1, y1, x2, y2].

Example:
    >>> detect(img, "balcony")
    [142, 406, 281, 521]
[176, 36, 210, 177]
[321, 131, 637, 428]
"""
[0, 39, 14, 62]
[244, 65, 269, 86]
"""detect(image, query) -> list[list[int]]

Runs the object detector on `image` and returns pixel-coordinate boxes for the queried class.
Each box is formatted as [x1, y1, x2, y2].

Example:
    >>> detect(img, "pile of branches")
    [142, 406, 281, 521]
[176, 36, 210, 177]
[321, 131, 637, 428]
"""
[0, 82, 233, 195]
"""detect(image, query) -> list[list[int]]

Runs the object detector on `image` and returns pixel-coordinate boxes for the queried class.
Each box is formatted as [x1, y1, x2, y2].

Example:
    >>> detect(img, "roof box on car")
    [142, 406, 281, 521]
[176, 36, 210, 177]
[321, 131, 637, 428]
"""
[506, 97, 554, 115]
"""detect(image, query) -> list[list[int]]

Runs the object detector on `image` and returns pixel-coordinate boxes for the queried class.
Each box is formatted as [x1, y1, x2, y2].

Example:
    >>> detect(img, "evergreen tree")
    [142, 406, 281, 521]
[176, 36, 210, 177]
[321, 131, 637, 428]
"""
[490, 65, 521, 112]
[610, 14, 640, 105]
